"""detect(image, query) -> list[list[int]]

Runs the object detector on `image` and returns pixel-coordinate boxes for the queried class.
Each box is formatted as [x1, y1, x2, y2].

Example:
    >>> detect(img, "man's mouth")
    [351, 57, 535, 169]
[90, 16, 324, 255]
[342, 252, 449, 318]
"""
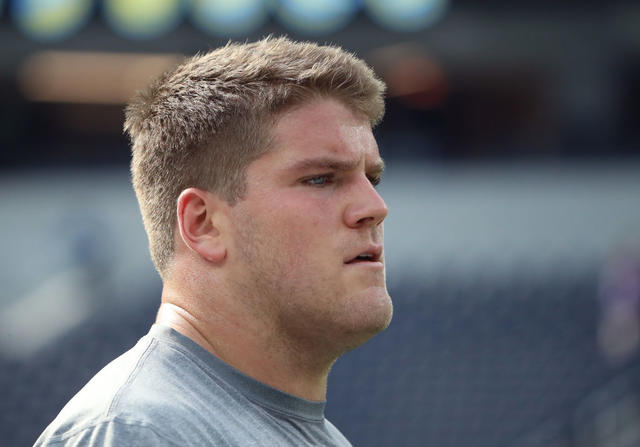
[344, 246, 383, 264]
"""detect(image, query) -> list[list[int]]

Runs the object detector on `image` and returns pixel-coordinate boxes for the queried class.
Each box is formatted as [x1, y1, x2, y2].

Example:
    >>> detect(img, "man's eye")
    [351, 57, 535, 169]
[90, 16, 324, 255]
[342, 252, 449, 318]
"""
[304, 175, 333, 186]
[368, 176, 381, 187]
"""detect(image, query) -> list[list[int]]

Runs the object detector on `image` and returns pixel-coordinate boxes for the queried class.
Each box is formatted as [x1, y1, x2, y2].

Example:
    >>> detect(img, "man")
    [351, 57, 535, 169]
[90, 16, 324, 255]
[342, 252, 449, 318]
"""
[36, 36, 392, 446]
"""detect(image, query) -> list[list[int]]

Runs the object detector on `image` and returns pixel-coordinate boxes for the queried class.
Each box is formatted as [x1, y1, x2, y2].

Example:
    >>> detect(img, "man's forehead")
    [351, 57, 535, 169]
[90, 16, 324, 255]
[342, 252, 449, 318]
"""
[258, 97, 383, 171]
[270, 97, 371, 141]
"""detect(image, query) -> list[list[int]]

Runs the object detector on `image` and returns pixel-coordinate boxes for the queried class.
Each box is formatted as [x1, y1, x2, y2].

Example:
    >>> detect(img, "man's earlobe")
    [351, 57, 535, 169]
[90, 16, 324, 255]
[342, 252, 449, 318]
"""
[177, 188, 227, 263]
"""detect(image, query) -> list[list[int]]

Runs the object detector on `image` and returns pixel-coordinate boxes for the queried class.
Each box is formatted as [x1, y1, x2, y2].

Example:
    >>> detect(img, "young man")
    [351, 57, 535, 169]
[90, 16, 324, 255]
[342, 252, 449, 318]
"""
[36, 36, 392, 446]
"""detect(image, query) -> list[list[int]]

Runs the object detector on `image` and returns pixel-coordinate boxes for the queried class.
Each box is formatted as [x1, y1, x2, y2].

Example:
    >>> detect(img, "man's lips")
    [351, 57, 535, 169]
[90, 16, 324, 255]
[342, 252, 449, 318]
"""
[344, 245, 383, 264]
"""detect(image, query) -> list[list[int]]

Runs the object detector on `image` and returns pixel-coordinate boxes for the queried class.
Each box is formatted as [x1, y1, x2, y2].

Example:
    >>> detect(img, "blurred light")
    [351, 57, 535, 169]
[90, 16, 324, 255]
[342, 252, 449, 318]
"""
[370, 43, 449, 109]
[387, 56, 448, 108]
[274, 0, 359, 35]
[11, 0, 93, 42]
[104, 0, 184, 39]
[189, 0, 269, 37]
[18, 51, 183, 104]
[364, 0, 448, 32]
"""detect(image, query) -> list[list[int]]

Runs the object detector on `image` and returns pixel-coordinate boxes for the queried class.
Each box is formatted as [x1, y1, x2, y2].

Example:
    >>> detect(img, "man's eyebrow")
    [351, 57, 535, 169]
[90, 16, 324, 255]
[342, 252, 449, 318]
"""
[287, 157, 385, 175]
[287, 157, 359, 172]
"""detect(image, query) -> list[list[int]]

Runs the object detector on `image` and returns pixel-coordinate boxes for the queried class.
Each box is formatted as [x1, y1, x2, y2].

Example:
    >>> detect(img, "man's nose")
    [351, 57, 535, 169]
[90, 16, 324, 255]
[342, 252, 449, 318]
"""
[344, 176, 389, 228]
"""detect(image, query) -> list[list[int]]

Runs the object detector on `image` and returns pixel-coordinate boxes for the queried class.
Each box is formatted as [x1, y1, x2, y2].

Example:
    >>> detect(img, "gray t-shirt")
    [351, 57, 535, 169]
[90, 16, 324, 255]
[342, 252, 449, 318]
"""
[35, 324, 352, 446]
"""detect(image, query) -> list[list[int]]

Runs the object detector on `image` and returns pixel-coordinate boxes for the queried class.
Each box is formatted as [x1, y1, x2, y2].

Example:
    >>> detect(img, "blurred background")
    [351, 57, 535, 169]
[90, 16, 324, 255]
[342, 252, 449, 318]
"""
[1, 0, 640, 446]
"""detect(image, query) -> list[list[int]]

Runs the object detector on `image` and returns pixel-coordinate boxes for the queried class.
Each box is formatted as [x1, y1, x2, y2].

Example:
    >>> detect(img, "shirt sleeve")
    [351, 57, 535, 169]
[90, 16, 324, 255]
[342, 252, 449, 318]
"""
[34, 417, 183, 447]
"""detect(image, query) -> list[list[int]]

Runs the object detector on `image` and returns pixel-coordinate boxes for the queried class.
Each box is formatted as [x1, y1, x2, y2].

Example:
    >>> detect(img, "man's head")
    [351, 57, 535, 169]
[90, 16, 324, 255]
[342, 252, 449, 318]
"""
[124, 36, 386, 277]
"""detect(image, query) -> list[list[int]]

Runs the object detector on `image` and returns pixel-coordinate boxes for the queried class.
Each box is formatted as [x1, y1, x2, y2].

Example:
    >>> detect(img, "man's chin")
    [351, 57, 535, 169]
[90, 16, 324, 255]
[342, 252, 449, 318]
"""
[340, 286, 393, 351]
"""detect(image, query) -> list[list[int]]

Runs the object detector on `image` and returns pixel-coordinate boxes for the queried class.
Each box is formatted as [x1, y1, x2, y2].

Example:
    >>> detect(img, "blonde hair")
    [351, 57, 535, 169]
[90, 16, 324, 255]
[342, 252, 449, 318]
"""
[124, 36, 386, 276]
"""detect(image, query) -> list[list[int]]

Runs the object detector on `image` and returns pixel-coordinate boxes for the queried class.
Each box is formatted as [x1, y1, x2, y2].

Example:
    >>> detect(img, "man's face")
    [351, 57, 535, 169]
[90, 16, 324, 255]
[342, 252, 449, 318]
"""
[227, 98, 392, 353]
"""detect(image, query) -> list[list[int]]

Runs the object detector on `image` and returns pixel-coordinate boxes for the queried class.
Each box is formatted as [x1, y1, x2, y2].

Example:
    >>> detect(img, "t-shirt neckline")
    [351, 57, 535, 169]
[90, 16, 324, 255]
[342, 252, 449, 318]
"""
[149, 323, 327, 422]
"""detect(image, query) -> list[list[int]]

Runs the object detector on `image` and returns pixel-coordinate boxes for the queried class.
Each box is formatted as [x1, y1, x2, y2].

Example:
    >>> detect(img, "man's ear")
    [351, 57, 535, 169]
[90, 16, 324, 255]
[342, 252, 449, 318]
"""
[176, 188, 227, 263]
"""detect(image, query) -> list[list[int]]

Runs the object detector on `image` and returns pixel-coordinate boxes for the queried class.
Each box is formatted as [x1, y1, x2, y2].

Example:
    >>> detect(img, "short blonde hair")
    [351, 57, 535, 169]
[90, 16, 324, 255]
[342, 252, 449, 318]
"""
[124, 36, 386, 276]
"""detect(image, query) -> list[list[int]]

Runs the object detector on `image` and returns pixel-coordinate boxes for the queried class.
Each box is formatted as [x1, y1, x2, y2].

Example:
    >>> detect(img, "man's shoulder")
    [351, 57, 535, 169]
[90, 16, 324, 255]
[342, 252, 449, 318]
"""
[35, 333, 209, 445]
[33, 416, 184, 447]
[35, 329, 262, 446]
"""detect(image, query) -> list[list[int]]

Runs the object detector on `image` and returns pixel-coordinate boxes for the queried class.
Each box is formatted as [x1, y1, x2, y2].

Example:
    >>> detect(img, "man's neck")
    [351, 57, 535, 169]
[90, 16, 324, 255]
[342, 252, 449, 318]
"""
[155, 293, 334, 402]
